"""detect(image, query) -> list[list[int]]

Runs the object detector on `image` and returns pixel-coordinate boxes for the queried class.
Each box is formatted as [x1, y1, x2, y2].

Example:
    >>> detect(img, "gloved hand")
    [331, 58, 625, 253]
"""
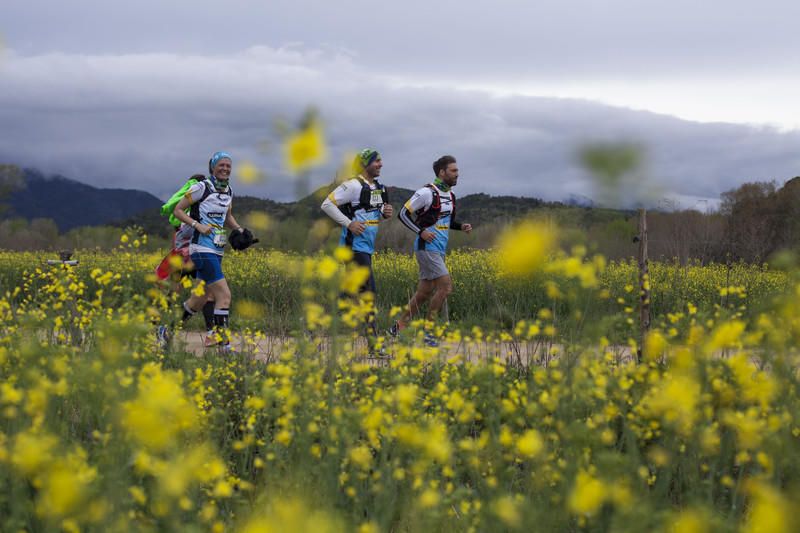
[229, 228, 259, 251]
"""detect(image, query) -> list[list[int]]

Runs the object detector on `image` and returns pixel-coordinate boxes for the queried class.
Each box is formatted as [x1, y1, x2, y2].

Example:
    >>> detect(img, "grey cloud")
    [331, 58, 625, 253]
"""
[3, 0, 798, 82]
[0, 47, 799, 207]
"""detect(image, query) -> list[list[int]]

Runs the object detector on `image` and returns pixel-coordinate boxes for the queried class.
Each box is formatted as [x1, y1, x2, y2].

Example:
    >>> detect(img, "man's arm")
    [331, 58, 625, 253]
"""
[321, 195, 352, 227]
[399, 187, 436, 242]
[321, 180, 366, 236]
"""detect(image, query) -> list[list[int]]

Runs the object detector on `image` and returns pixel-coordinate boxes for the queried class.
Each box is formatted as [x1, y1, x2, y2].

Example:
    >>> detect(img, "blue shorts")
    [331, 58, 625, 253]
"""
[190, 253, 224, 285]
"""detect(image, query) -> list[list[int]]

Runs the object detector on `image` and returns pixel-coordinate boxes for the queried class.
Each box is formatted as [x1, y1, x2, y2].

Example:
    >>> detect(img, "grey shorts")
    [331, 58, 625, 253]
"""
[416, 250, 449, 280]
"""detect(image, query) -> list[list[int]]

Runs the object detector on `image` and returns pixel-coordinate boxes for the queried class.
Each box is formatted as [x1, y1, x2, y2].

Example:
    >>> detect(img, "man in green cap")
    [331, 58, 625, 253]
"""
[321, 148, 393, 355]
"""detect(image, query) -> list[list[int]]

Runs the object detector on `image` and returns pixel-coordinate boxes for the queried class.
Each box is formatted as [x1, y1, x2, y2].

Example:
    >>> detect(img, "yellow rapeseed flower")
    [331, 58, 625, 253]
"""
[284, 118, 328, 174]
[237, 160, 266, 184]
[244, 211, 272, 232]
[121, 364, 198, 451]
[568, 471, 606, 516]
[496, 220, 557, 276]
[516, 429, 544, 458]
[742, 481, 791, 533]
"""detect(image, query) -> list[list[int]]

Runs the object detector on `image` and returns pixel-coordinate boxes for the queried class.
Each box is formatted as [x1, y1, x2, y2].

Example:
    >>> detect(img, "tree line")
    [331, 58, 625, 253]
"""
[1, 169, 799, 265]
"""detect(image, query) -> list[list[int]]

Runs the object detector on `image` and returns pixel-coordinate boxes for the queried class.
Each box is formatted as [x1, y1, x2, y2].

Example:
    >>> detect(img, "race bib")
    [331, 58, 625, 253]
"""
[212, 229, 227, 248]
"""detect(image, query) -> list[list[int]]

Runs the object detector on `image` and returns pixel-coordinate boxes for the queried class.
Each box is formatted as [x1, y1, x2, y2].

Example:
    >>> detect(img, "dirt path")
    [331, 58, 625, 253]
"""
[174, 331, 637, 365]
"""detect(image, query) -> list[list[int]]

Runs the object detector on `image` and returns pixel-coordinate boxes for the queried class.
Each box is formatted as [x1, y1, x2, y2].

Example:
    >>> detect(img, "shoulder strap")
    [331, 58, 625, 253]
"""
[374, 179, 388, 204]
[189, 181, 214, 222]
[414, 184, 441, 228]
[426, 183, 440, 209]
[200, 180, 214, 202]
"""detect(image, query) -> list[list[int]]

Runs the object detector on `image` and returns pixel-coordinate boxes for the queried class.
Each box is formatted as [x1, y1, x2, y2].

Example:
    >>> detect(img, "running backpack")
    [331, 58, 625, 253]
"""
[339, 177, 389, 219]
[161, 174, 205, 228]
[414, 184, 456, 230]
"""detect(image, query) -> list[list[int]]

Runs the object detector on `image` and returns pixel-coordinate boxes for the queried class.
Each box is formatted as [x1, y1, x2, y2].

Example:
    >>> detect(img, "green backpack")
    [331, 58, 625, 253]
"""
[161, 175, 205, 228]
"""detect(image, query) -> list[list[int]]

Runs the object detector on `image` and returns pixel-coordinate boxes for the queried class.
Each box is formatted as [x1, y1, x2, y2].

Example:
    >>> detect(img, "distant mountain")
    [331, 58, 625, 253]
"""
[119, 181, 578, 238]
[2, 168, 596, 238]
[2, 168, 162, 231]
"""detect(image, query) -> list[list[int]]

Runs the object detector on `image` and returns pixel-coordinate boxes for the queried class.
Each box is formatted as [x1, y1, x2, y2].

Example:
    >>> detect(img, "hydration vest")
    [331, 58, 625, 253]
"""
[189, 180, 233, 245]
[414, 184, 456, 230]
[339, 177, 388, 220]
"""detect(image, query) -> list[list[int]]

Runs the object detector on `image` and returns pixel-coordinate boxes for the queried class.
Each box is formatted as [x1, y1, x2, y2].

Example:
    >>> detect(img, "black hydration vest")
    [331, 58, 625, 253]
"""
[339, 178, 389, 219]
[189, 180, 233, 244]
[414, 184, 456, 230]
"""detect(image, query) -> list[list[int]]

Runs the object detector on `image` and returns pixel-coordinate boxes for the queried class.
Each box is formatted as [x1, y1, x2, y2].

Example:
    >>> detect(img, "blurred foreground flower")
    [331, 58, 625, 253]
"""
[238, 496, 343, 533]
[237, 160, 267, 184]
[244, 211, 272, 232]
[496, 219, 557, 275]
[284, 111, 328, 175]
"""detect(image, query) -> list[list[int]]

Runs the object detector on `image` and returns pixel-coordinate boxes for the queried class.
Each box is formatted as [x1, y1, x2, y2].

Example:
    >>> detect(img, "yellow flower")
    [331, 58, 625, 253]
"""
[358, 522, 379, 533]
[641, 373, 700, 436]
[237, 160, 266, 184]
[418, 488, 440, 508]
[284, 117, 328, 174]
[706, 320, 745, 352]
[742, 481, 791, 533]
[568, 471, 606, 516]
[341, 265, 370, 295]
[669, 508, 711, 533]
[496, 219, 557, 276]
[121, 364, 198, 451]
[244, 211, 272, 232]
[129, 486, 147, 505]
[12, 429, 58, 476]
[334, 246, 353, 262]
[492, 495, 521, 527]
[317, 257, 339, 280]
[644, 329, 668, 362]
[516, 429, 544, 458]
[349, 445, 372, 470]
[36, 451, 97, 519]
[239, 497, 343, 533]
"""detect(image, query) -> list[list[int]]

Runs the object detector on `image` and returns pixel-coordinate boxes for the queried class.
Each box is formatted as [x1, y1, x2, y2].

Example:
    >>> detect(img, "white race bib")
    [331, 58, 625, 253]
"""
[212, 229, 227, 248]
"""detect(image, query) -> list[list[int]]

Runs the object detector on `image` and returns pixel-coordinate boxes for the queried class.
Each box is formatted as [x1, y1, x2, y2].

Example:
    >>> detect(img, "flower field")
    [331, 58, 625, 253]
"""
[0, 240, 798, 532]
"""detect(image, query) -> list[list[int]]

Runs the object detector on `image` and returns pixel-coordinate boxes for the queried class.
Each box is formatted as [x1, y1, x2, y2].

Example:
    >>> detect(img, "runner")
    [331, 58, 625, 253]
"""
[155, 173, 216, 346]
[392, 155, 472, 346]
[320, 148, 393, 355]
[171, 151, 247, 352]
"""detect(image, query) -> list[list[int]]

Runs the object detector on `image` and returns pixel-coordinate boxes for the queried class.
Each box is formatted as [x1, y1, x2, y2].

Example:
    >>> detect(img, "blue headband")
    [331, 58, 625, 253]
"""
[208, 151, 232, 174]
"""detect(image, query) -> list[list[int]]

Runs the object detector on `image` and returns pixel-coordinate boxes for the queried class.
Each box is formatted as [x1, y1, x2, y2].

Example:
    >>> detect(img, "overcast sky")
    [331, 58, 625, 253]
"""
[2, 0, 799, 206]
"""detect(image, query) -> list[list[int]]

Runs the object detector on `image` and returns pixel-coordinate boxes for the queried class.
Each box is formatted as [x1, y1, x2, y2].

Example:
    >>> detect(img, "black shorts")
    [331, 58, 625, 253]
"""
[352, 251, 376, 295]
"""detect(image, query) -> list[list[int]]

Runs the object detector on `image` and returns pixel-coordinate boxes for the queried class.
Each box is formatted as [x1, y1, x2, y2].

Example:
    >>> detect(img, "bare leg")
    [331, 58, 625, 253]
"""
[426, 275, 453, 321]
[397, 279, 435, 328]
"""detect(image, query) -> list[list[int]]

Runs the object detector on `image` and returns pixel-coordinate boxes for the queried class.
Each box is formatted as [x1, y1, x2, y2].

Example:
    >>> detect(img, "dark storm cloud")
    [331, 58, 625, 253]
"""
[0, 47, 799, 205]
[4, 0, 798, 82]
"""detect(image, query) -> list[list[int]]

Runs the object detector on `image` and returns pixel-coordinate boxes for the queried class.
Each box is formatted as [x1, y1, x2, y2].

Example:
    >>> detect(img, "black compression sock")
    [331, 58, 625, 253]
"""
[213, 308, 231, 345]
[181, 301, 196, 322]
[202, 301, 215, 331]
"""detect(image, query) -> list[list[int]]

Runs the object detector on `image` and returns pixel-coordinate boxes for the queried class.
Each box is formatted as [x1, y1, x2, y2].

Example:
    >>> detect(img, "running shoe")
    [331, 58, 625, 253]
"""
[368, 347, 393, 359]
[423, 332, 439, 348]
[156, 325, 171, 349]
[203, 331, 219, 348]
[218, 343, 233, 354]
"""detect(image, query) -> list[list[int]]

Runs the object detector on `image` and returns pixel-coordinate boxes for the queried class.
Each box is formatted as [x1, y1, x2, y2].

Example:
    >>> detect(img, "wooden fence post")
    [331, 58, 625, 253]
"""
[638, 208, 651, 362]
